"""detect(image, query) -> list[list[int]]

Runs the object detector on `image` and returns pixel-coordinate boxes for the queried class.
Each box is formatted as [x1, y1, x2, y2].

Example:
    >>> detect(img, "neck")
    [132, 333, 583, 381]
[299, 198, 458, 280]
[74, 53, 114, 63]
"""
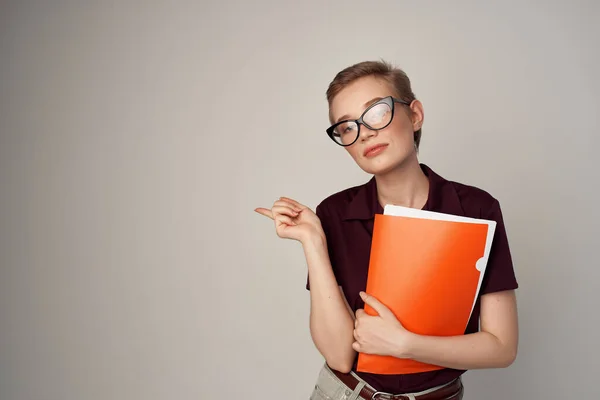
[375, 157, 430, 210]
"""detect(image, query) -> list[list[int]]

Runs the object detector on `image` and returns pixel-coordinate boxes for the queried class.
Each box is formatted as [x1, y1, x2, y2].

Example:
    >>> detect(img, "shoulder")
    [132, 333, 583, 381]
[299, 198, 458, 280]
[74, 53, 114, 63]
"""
[315, 180, 368, 220]
[440, 175, 502, 220]
[423, 163, 504, 219]
[315, 185, 359, 216]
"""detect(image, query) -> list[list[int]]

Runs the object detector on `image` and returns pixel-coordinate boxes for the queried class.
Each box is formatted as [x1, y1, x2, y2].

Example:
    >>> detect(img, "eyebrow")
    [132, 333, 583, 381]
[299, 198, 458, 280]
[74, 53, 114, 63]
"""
[334, 97, 385, 124]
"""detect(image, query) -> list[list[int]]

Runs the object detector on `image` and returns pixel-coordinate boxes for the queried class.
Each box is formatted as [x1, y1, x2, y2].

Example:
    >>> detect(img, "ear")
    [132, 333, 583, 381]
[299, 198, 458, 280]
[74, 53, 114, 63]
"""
[409, 99, 424, 132]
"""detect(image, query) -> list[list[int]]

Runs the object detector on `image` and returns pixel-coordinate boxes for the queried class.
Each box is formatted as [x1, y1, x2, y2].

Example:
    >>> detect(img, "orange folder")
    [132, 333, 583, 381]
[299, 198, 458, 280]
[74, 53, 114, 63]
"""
[356, 205, 496, 375]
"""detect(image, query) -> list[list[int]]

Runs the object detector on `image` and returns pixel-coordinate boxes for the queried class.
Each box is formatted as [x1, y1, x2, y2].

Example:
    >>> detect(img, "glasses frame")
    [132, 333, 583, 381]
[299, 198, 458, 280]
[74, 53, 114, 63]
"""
[326, 96, 411, 147]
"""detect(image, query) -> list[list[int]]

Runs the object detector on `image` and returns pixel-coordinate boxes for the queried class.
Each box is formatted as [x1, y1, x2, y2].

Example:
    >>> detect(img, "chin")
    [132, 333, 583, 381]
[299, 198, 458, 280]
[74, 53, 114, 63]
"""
[357, 152, 412, 176]
[358, 158, 400, 175]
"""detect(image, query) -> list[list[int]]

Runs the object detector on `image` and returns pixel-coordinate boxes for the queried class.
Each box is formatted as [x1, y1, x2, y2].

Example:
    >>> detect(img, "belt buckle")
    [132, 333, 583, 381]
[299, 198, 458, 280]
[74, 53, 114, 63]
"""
[371, 391, 393, 400]
[371, 391, 411, 400]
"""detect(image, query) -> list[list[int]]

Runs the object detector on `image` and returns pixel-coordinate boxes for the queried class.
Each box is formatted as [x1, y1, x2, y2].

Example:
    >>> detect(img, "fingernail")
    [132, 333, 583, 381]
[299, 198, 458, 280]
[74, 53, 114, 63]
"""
[359, 292, 366, 299]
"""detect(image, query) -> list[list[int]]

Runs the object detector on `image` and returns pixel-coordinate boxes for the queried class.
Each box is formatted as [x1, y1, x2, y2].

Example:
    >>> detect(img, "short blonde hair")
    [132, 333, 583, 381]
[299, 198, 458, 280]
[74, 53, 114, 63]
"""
[326, 60, 422, 149]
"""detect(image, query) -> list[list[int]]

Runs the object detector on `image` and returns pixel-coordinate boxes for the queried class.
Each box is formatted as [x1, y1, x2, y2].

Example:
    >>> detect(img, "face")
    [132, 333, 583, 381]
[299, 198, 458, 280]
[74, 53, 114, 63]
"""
[328, 76, 424, 176]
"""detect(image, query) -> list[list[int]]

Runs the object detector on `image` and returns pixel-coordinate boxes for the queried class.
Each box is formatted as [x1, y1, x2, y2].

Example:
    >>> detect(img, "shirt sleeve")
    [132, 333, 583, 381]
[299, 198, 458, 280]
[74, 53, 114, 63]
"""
[479, 199, 519, 294]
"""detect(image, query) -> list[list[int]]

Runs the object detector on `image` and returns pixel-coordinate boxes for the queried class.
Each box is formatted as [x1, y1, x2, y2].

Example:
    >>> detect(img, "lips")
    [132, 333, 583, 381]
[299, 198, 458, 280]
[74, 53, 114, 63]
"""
[363, 143, 388, 157]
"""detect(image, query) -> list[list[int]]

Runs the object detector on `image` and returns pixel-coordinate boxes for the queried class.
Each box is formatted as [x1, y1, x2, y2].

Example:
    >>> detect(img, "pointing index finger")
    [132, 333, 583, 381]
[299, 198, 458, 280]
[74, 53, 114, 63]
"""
[254, 207, 274, 220]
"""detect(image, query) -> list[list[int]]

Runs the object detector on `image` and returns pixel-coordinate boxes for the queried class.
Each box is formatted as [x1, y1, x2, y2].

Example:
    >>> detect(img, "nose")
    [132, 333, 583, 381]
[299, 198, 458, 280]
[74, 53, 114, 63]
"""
[359, 124, 378, 142]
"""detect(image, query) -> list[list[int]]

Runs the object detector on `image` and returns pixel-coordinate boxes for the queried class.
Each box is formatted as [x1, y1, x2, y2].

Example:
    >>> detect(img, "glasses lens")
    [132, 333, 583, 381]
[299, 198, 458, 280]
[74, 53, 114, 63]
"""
[363, 102, 392, 129]
[331, 121, 359, 146]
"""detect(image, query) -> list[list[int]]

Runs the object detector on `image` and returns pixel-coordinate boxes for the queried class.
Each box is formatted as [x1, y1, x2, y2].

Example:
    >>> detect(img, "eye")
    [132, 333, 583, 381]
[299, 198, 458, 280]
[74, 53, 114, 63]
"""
[335, 122, 356, 136]
[343, 125, 357, 134]
[364, 103, 392, 127]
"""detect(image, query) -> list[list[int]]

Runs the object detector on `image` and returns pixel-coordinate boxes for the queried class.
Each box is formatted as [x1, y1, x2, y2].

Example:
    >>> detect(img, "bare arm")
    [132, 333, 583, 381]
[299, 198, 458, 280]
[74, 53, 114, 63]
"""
[396, 290, 519, 369]
[304, 233, 356, 372]
[255, 197, 356, 372]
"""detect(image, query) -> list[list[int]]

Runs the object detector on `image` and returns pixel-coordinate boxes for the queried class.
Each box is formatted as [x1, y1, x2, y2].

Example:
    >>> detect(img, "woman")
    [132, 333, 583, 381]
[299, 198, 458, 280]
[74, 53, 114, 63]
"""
[255, 60, 519, 400]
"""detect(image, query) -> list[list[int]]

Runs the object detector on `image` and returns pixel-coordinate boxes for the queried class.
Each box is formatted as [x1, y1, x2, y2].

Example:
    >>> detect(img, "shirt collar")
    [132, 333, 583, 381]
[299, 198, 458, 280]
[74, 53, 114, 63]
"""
[342, 163, 465, 221]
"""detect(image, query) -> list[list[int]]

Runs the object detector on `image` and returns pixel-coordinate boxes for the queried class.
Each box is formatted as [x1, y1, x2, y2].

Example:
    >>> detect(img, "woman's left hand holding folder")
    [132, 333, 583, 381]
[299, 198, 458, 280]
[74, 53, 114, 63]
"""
[353, 291, 414, 358]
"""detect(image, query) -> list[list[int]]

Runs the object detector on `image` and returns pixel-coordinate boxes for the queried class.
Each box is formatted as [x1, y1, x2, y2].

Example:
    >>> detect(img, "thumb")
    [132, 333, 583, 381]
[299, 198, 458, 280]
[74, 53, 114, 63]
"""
[359, 291, 393, 318]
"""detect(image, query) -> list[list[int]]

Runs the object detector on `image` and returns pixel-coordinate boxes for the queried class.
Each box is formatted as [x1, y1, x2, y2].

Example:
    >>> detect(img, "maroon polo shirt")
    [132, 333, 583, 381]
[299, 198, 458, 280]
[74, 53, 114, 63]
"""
[306, 163, 518, 394]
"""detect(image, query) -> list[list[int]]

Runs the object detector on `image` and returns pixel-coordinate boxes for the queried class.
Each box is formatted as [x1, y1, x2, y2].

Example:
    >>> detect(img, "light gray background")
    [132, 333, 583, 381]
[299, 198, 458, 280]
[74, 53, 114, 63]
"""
[1, 1, 598, 399]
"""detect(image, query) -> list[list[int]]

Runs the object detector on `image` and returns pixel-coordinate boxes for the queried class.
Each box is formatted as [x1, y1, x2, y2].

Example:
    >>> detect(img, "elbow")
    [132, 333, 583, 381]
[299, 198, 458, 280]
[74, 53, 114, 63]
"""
[507, 348, 518, 366]
[309, 322, 356, 374]
[327, 342, 356, 373]
[310, 337, 355, 373]
[323, 346, 355, 374]
[326, 358, 353, 374]
[499, 347, 518, 368]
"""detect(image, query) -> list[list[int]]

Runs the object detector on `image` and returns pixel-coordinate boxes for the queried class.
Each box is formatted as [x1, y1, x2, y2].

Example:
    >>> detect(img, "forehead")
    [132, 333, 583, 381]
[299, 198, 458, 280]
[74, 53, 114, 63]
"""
[329, 76, 395, 123]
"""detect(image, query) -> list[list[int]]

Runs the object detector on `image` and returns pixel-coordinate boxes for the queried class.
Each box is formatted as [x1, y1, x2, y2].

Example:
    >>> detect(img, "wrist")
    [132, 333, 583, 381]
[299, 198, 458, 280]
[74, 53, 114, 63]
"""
[392, 329, 419, 359]
[301, 228, 327, 249]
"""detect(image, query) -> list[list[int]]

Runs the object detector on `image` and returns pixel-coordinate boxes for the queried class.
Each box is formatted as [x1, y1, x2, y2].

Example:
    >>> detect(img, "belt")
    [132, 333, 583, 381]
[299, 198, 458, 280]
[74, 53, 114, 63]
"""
[329, 368, 463, 400]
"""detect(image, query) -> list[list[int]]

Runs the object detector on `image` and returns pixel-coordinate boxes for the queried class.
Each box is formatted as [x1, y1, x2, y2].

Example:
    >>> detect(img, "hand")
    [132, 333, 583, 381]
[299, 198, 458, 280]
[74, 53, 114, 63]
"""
[353, 291, 414, 358]
[254, 197, 324, 244]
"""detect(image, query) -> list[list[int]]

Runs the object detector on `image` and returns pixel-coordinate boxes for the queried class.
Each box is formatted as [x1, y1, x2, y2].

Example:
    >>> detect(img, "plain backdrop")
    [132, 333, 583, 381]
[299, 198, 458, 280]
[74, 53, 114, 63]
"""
[1, 1, 599, 399]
